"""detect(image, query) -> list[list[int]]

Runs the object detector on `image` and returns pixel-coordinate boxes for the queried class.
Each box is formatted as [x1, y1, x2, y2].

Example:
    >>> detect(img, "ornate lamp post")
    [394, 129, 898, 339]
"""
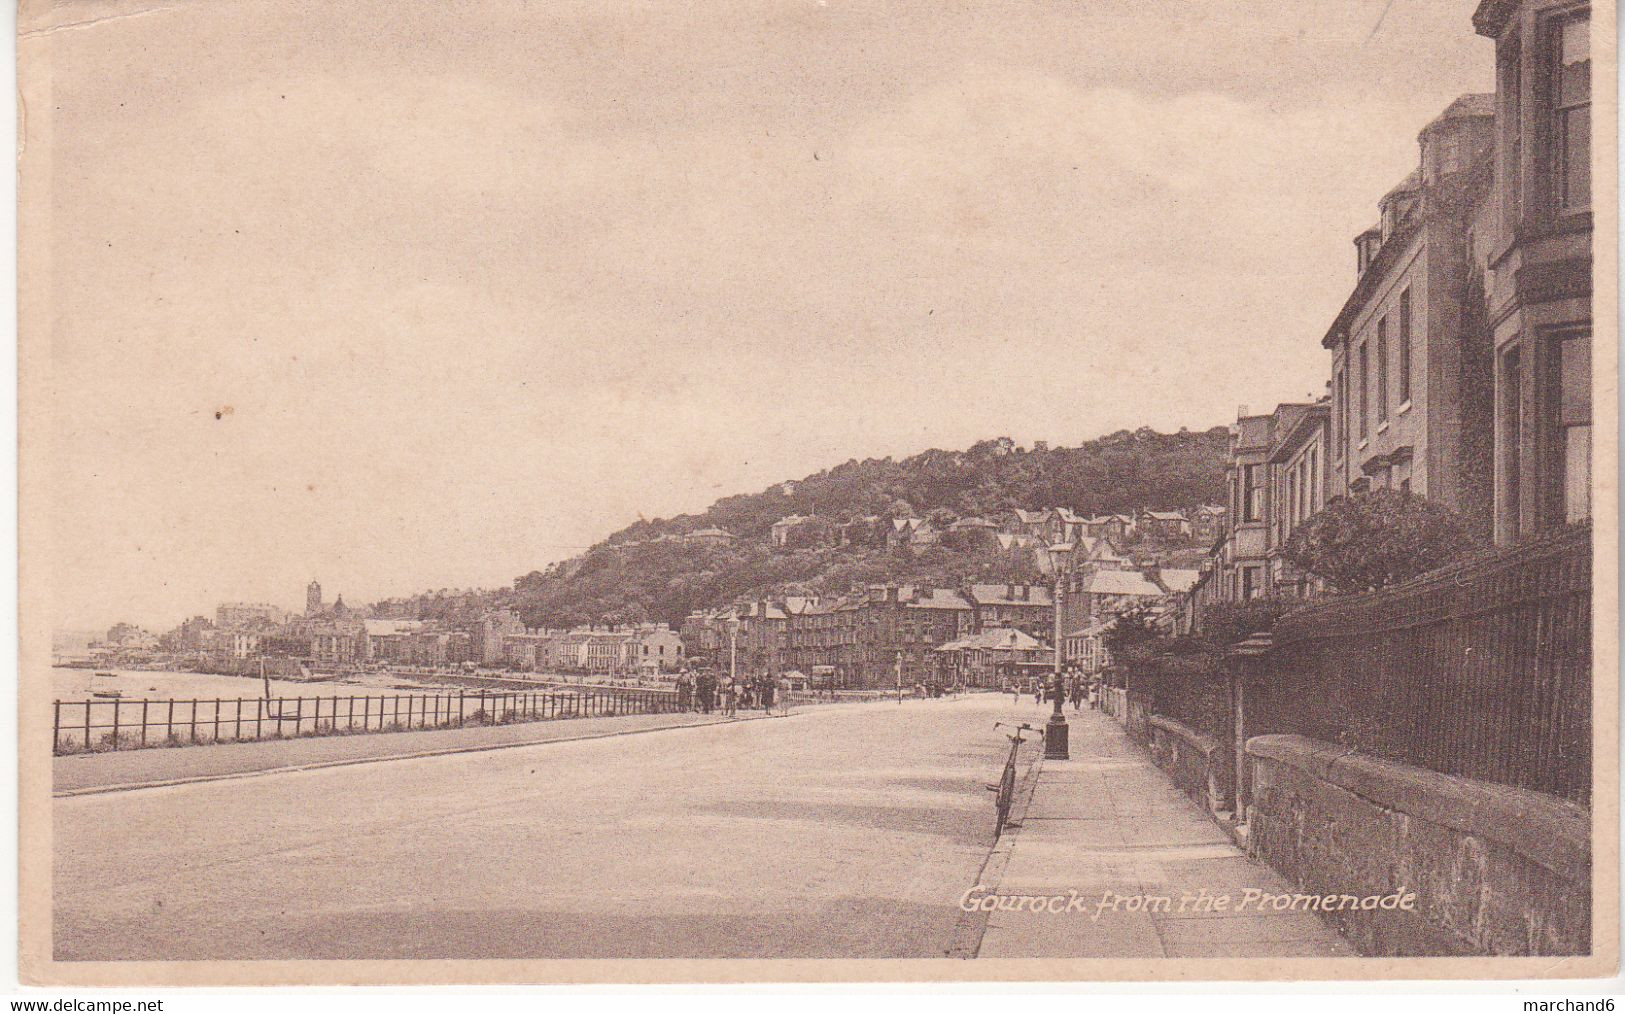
[1046, 542, 1073, 759]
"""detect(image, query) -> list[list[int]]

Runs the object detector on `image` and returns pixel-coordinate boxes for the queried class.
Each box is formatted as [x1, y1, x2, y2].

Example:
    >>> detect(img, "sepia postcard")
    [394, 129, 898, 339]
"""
[16, 0, 1620, 987]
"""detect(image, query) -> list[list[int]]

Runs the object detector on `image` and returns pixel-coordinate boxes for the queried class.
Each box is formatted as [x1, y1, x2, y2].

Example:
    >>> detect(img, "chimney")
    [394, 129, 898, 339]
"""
[1237, 404, 1249, 419]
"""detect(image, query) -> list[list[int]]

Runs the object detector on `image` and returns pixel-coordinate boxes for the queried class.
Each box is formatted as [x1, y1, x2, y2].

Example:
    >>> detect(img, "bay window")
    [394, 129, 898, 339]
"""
[1551, 14, 1590, 215]
[1552, 331, 1591, 524]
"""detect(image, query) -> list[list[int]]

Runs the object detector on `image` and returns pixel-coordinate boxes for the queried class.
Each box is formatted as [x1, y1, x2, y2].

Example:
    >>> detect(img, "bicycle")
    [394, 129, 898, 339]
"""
[988, 721, 1041, 837]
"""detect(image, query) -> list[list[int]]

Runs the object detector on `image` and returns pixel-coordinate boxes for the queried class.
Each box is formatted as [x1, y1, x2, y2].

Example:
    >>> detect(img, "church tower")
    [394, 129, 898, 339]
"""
[306, 579, 323, 615]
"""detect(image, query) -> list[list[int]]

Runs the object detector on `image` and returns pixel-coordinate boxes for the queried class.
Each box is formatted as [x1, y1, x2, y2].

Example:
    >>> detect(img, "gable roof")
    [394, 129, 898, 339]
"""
[1081, 570, 1165, 597]
[1066, 617, 1115, 638]
[937, 628, 1046, 652]
[907, 588, 972, 611]
[969, 584, 1054, 608]
[1075, 535, 1128, 560]
[1156, 569, 1201, 594]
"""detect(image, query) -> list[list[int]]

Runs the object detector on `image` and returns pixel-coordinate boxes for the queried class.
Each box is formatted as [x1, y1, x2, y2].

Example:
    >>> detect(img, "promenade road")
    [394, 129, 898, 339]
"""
[54, 694, 1027, 960]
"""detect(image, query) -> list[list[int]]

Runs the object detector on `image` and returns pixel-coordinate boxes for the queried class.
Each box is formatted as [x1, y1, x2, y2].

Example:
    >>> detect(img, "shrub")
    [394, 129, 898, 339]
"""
[1198, 598, 1296, 646]
[1281, 489, 1485, 593]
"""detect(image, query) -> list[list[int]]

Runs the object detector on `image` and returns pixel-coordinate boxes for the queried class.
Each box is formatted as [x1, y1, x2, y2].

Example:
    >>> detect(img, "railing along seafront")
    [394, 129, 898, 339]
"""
[53, 685, 681, 755]
[1252, 522, 1592, 804]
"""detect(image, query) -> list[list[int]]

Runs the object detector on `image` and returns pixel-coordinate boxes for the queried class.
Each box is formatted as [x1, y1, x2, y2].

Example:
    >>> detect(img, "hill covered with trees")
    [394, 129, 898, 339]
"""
[500, 426, 1229, 628]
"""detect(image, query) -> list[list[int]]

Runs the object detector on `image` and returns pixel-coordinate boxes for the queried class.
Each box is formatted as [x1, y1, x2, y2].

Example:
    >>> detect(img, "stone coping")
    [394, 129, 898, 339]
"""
[1147, 713, 1223, 758]
[1246, 734, 1590, 881]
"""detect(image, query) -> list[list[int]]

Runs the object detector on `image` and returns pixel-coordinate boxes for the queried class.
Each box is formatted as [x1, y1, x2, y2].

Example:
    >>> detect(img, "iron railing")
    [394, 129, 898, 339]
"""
[1254, 523, 1592, 803]
[53, 686, 682, 755]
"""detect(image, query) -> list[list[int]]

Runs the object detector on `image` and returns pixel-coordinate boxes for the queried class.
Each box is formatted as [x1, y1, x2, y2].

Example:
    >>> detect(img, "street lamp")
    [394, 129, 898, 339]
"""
[725, 614, 740, 691]
[1046, 542, 1073, 759]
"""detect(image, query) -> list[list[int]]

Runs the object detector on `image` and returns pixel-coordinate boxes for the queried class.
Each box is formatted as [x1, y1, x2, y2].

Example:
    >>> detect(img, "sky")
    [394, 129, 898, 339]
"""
[30, 0, 1494, 632]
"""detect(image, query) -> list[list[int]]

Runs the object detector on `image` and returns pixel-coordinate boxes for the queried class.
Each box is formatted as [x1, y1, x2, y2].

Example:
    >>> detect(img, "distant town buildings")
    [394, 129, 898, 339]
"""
[214, 602, 287, 629]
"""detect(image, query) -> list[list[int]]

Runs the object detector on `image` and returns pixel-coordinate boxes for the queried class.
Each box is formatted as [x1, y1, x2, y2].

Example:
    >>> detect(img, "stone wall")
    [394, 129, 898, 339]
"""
[1146, 715, 1232, 815]
[1246, 734, 1591, 956]
[1124, 691, 1153, 744]
[1101, 687, 1128, 722]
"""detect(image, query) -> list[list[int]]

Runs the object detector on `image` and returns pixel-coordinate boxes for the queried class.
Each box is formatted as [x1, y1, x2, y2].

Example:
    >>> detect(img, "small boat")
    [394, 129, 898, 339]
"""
[91, 672, 123, 699]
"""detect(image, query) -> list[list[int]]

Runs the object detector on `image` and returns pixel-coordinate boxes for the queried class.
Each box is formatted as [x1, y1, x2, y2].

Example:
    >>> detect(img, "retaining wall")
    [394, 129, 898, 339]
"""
[1246, 734, 1591, 956]
[1146, 715, 1233, 815]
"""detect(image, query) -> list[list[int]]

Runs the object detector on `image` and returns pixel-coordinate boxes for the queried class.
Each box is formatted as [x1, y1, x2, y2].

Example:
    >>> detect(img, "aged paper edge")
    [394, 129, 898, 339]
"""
[13, 0, 1621, 987]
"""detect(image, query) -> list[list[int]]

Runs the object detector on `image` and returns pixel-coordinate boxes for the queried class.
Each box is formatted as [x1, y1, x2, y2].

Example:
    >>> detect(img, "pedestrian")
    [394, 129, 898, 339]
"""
[1009, 683, 1019, 705]
[722, 676, 737, 717]
[698, 672, 714, 714]
[1033, 680, 1042, 706]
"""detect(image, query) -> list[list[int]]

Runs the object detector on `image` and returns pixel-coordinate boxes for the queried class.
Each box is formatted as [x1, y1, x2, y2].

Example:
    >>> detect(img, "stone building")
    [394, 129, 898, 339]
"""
[1323, 94, 1498, 536]
[1266, 401, 1331, 598]
[1474, 0, 1593, 542]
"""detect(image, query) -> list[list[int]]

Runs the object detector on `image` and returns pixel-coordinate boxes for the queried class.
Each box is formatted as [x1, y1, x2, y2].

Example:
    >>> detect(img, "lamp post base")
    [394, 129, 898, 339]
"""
[1044, 714, 1070, 759]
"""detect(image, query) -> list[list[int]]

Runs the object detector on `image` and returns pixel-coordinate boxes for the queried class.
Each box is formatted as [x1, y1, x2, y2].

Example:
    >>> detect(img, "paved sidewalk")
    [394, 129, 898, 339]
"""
[54, 710, 759, 795]
[974, 707, 1354, 959]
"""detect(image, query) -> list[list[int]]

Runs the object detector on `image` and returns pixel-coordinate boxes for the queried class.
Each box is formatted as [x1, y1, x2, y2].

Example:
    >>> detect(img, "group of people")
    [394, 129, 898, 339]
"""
[673, 671, 777, 716]
[1009, 673, 1104, 712]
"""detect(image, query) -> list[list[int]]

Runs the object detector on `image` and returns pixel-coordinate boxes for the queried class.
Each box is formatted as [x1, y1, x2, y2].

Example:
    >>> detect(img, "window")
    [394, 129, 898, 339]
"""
[1376, 318, 1389, 424]
[1308, 447, 1318, 514]
[1332, 368, 1342, 454]
[1242, 465, 1263, 523]
[1501, 347, 1523, 539]
[1398, 289, 1412, 404]
[1551, 15, 1590, 214]
[1358, 343, 1370, 439]
[1499, 36, 1522, 230]
[1336, 368, 1348, 460]
[1552, 331, 1591, 524]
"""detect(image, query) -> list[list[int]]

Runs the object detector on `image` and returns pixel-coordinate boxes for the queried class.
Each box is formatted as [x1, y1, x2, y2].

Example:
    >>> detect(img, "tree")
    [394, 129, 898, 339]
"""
[1281, 489, 1486, 594]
